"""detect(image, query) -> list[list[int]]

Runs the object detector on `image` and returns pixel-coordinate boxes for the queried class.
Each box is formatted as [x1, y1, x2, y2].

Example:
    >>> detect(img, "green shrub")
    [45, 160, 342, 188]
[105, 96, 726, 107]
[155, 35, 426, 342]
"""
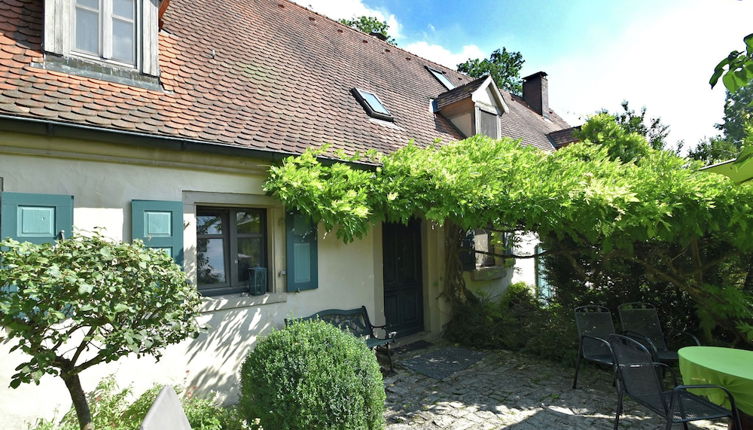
[29, 377, 245, 430]
[240, 320, 385, 430]
[445, 282, 578, 366]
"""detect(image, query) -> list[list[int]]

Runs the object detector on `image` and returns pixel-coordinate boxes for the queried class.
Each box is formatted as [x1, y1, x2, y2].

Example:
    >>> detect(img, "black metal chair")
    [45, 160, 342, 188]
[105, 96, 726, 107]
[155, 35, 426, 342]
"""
[607, 334, 741, 430]
[617, 302, 700, 364]
[573, 305, 617, 389]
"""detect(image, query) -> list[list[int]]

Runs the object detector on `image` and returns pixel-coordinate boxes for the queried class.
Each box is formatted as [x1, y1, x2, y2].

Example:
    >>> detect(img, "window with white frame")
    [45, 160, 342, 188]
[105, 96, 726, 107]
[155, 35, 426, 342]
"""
[74, 0, 137, 65]
[44, 0, 159, 76]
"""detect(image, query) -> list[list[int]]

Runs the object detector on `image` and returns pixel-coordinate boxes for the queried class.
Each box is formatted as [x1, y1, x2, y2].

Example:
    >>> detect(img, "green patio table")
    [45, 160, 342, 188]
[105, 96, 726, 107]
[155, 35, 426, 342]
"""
[679, 346, 753, 420]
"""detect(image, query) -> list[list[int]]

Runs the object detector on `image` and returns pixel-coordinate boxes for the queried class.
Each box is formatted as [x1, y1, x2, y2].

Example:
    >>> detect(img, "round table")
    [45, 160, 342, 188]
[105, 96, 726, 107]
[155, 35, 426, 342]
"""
[679, 346, 753, 428]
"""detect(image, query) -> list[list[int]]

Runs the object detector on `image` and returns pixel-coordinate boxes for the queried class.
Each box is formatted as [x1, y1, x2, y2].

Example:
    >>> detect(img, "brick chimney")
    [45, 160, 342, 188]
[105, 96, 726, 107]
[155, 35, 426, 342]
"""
[522, 71, 549, 118]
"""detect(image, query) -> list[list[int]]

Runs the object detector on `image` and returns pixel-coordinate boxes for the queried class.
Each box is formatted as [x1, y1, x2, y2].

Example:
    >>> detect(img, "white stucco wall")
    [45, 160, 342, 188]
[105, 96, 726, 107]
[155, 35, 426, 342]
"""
[0, 133, 386, 428]
[465, 231, 540, 302]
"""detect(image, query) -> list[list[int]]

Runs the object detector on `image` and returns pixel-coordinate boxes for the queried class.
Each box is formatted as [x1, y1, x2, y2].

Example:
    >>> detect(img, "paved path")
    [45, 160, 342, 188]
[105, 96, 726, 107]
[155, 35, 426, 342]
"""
[384, 344, 727, 429]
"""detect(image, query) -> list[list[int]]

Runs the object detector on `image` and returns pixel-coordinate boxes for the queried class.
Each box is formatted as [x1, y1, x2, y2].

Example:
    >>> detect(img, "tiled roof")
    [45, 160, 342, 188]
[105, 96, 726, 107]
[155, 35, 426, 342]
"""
[0, 0, 570, 156]
[435, 77, 488, 110]
[499, 94, 572, 151]
[547, 126, 581, 148]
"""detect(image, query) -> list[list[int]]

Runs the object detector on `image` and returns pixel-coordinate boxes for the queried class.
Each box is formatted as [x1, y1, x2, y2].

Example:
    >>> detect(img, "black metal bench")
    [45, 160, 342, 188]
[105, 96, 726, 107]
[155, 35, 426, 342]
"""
[285, 306, 396, 370]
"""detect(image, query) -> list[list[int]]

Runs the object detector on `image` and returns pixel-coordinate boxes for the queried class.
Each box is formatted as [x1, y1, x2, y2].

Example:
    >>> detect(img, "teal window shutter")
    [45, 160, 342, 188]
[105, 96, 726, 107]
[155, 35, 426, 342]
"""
[0, 192, 73, 296]
[286, 211, 318, 292]
[131, 200, 184, 266]
[0, 192, 74, 243]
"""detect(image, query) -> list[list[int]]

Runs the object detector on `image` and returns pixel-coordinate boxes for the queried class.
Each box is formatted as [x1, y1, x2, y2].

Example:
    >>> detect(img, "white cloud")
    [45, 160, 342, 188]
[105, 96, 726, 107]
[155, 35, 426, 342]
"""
[402, 41, 485, 69]
[544, 0, 753, 149]
[290, 0, 402, 39]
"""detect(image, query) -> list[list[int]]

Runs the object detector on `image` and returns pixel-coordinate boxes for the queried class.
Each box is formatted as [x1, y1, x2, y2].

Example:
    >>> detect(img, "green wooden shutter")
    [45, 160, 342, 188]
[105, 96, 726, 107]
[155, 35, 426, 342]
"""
[131, 200, 184, 265]
[0, 192, 74, 243]
[286, 211, 318, 292]
[0, 192, 74, 296]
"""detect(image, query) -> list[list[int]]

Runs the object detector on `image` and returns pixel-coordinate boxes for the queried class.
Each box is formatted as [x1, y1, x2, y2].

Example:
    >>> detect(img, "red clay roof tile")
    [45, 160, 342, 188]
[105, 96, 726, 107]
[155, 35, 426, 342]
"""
[0, 0, 570, 156]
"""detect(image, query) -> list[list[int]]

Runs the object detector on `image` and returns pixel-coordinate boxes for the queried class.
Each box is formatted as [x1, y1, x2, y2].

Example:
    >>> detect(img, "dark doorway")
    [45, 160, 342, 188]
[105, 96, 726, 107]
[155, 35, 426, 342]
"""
[382, 218, 424, 337]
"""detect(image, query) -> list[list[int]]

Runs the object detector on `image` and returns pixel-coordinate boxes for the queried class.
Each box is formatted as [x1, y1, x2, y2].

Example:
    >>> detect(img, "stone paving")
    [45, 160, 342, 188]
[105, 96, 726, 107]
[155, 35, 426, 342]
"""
[383, 343, 727, 429]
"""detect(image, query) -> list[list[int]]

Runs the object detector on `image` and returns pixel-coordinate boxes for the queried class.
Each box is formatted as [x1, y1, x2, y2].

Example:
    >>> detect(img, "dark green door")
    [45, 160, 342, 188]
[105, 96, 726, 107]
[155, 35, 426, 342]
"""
[383, 218, 423, 337]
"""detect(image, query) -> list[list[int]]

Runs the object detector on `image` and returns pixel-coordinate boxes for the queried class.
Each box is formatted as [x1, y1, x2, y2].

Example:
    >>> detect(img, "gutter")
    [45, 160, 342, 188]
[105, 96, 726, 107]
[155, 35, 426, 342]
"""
[0, 114, 385, 172]
[0, 113, 296, 162]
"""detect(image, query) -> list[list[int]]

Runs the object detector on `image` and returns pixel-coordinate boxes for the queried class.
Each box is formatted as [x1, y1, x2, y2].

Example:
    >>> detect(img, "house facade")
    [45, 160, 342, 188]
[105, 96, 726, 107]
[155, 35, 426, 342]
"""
[0, 0, 575, 426]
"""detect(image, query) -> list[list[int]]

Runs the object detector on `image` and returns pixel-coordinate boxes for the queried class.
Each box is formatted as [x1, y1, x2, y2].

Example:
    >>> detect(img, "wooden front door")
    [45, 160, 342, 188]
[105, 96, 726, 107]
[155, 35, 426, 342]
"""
[382, 218, 424, 337]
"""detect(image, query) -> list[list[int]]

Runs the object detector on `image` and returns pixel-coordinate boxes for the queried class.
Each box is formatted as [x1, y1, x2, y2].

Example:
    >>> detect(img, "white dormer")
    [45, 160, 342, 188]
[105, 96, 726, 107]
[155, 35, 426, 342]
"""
[434, 76, 509, 139]
[43, 0, 159, 76]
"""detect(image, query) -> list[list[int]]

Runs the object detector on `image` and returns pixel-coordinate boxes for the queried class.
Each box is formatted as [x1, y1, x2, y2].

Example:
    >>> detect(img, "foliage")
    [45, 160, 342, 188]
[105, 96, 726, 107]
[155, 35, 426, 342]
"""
[265, 116, 753, 343]
[338, 16, 396, 45]
[689, 82, 753, 164]
[457, 48, 525, 95]
[541, 238, 701, 341]
[444, 283, 577, 365]
[710, 32, 753, 93]
[239, 320, 385, 430]
[0, 232, 202, 430]
[30, 377, 246, 430]
[688, 136, 742, 165]
[599, 101, 673, 151]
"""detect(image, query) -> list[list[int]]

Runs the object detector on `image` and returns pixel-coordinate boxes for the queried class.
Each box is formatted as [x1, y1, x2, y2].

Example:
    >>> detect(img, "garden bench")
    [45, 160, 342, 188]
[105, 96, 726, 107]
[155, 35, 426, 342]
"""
[285, 306, 397, 370]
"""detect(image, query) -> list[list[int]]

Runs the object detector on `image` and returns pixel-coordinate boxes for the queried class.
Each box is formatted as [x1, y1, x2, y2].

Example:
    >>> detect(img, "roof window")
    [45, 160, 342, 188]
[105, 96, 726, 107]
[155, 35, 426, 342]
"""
[427, 66, 455, 90]
[351, 88, 393, 121]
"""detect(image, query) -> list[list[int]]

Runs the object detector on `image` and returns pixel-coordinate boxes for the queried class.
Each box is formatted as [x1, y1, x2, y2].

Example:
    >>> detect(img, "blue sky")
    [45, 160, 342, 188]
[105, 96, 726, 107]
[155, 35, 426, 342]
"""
[293, 0, 753, 149]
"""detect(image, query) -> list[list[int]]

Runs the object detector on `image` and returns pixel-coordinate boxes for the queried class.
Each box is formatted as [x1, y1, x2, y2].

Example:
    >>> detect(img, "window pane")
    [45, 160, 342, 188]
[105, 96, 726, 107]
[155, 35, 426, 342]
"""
[361, 91, 390, 115]
[112, 19, 135, 64]
[197, 238, 226, 285]
[236, 211, 262, 234]
[237, 237, 263, 283]
[113, 0, 134, 18]
[75, 8, 99, 54]
[197, 214, 223, 235]
[77, 0, 98, 9]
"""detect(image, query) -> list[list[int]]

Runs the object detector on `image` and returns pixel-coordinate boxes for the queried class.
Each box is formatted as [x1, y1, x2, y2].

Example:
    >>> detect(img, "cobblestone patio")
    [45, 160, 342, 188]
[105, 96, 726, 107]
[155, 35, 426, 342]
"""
[384, 343, 727, 429]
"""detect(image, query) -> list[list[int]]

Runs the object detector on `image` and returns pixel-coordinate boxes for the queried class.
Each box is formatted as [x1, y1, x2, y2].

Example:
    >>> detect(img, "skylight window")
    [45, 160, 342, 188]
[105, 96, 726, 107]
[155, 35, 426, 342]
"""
[351, 88, 393, 121]
[427, 67, 455, 90]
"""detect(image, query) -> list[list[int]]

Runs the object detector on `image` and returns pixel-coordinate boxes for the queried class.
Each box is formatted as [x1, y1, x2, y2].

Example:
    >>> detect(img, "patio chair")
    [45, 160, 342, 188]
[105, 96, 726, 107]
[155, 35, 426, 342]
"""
[617, 302, 700, 364]
[607, 334, 741, 430]
[572, 305, 616, 389]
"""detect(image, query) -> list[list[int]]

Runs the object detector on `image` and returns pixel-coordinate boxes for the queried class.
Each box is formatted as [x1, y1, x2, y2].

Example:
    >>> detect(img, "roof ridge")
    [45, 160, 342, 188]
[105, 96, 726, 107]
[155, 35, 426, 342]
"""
[437, 75, 488, 96]
[279, 0, 472, 79]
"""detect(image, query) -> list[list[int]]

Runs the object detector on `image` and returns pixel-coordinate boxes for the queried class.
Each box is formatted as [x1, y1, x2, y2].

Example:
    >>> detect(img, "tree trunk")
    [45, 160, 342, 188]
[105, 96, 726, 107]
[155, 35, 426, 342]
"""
[61, 372, 93, 430]
[443, 221, 474, 305]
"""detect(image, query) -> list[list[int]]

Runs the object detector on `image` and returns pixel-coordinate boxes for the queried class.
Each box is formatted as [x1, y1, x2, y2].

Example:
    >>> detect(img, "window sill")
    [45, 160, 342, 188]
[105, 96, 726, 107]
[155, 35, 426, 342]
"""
[36, 54, 160, 91]
[200, 292, 287, 313]
[470, 266, 507, 281]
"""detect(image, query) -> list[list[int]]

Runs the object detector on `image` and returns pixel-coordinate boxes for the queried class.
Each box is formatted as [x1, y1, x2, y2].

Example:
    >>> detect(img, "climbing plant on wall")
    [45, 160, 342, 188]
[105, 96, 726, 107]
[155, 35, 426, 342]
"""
[264, 116, 753, 343]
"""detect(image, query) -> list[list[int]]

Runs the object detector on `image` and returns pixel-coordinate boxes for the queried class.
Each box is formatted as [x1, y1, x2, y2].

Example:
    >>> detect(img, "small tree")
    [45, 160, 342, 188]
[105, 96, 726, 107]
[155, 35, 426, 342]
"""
[339, 16, 397, 45]
[457, 47, 525, 95]
[0, 232, 202, 430]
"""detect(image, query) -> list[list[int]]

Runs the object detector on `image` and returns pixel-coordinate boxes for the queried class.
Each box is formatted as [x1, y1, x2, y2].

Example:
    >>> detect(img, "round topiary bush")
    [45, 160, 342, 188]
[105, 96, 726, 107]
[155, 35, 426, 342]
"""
[240, 319, 385, 429]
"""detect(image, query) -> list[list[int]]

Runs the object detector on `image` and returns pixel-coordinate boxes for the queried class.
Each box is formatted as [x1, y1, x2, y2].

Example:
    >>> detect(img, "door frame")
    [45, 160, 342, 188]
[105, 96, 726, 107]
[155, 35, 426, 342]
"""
[380, 218, 425, 337]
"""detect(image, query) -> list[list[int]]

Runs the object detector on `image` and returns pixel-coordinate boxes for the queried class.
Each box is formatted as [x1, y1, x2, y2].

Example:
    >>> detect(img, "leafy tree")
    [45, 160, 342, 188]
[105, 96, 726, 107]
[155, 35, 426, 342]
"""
[338, 16, 396, 45]
[599, 101, 673, 151]
[457, 48, 525, 95]
[710, 32, 753, 92]
[0, 232, 202, 430]
[718, 82, 753, 145]
[265, 116, 753, 343]
[688, 83, 753, 164]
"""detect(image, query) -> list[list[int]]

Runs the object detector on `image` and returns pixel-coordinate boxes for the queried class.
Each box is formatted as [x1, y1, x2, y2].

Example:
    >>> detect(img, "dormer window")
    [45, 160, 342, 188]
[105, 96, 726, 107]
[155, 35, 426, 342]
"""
[44, 0, 159, 77]
[74, 0, 136, 66]
[477, 109, 500, 139]
[351, 88, 393, 121]
[427, 66, 455, 90]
